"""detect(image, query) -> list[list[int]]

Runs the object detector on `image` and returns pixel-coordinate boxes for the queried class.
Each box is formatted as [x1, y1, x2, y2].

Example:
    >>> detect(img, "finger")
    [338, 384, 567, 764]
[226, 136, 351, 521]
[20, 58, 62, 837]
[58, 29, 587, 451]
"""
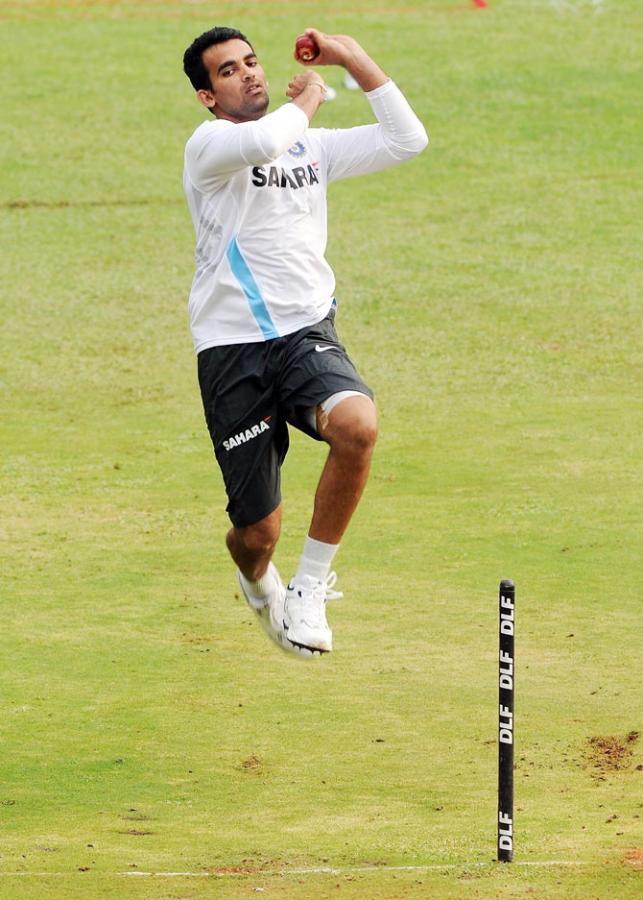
[300, 28, 338, 66]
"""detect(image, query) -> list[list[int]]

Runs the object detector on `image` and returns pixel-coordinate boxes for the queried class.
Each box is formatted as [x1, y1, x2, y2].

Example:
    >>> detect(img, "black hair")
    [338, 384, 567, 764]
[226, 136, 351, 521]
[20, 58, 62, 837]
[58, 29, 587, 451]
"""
[183, 27, 253, 92]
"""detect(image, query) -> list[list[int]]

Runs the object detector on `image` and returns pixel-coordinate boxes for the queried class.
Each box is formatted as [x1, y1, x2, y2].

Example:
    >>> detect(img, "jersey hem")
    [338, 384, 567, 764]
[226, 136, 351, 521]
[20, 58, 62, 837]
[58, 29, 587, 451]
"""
[193, 300, 335, 354]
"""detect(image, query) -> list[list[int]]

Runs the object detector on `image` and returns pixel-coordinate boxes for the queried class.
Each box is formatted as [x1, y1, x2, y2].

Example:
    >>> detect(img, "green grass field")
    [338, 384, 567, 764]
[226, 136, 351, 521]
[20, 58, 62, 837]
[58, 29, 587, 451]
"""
[1, 0, 641, 896]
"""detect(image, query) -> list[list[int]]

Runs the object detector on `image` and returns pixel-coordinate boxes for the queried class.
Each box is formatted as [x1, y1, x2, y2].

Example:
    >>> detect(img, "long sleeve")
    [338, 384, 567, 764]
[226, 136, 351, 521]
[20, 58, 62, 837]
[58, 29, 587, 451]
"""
[185, 103, 310, 192]
[322, 80, 428, 183]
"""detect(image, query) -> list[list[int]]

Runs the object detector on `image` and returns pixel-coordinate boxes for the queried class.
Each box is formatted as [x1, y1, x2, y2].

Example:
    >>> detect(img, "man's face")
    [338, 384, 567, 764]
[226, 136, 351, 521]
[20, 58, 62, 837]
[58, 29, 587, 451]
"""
[198, 39, 269, 122]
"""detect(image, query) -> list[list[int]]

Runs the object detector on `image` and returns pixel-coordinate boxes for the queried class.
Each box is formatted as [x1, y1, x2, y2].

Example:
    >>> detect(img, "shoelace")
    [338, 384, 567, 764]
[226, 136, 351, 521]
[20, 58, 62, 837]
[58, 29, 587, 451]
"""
[289, 573, 343, 625]
[324, 570, 343, 603]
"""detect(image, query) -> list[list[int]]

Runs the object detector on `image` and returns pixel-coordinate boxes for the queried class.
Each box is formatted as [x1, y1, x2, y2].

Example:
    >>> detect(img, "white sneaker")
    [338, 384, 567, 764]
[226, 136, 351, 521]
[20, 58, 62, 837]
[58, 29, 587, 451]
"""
[237, 563, 318, 659]
[283, 572, 342, 653]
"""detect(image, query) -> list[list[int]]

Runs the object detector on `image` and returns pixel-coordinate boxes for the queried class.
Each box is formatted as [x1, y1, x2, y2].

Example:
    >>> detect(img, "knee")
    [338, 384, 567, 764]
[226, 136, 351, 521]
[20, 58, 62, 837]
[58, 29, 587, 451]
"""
[327, 398, 378, 458]
[350, 414, 378, 456]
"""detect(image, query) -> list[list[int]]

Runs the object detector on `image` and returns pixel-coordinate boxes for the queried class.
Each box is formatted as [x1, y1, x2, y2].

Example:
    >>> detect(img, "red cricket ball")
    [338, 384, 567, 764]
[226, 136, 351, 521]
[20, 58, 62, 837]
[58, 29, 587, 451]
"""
[295, 35, 319, 62]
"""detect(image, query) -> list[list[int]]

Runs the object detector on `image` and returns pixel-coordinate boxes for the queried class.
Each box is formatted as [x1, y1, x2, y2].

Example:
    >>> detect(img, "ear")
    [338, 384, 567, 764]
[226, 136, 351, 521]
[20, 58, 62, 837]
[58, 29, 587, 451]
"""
[196, 88, 216, 112]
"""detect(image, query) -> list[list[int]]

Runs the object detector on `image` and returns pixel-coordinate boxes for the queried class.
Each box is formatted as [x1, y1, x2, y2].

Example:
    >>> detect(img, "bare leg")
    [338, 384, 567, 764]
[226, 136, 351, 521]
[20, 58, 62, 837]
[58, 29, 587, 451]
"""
[226, 505, 282, 582]
[281, 396, 376, 653]
[309, 395, 378, 543]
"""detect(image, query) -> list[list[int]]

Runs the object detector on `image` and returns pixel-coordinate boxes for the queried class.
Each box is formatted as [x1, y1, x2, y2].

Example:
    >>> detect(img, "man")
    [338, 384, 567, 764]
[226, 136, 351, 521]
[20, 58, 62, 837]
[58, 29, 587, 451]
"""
[182, 26, 428, 658]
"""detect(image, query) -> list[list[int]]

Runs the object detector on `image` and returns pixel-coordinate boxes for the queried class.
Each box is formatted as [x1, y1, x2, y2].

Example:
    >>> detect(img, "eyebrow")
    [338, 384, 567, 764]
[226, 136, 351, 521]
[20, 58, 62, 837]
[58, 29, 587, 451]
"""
[217, 52, 256, 75]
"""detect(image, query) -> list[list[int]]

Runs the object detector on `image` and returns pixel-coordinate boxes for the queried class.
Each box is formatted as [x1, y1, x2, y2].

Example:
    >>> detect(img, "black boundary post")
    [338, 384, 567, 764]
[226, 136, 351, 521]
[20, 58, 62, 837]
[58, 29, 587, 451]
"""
[498, 579, 515, 862]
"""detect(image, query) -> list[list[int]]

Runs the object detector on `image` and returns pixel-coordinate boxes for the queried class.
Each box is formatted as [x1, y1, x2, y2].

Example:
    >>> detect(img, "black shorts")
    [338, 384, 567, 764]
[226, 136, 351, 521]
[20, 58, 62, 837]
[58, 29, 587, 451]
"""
[197, 308, 373, 528]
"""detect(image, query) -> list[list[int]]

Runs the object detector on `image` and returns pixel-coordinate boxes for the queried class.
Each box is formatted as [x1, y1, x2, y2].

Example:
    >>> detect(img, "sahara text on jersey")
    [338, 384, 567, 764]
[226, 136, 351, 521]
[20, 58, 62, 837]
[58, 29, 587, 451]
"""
[251, 165, 320, 189]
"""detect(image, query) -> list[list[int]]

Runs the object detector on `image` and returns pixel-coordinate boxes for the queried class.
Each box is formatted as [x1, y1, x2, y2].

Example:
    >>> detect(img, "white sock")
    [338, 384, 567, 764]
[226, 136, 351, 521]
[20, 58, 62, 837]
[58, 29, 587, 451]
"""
[294, 536, 339, 584]
[239, 566, 273, 600]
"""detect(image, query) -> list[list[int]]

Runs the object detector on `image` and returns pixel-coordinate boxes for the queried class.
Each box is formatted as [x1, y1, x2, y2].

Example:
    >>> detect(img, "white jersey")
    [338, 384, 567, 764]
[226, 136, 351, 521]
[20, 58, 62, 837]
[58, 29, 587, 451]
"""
[183, 80, 428, 352]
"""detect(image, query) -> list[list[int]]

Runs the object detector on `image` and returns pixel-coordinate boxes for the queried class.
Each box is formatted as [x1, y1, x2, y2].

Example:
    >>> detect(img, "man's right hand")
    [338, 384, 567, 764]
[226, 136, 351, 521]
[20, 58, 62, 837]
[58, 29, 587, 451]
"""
[295, 29, 388, 93]
[295, 29, 363, 68]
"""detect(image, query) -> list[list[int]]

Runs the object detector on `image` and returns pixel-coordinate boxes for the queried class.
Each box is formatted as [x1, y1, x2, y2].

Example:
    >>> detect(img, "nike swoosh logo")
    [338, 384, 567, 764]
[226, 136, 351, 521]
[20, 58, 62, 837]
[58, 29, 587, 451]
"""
[314, 344, 335, 353]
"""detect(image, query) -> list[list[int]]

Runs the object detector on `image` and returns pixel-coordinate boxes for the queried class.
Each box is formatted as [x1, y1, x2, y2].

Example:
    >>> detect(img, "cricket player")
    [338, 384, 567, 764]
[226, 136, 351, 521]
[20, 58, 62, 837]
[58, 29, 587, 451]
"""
[182, 26, 428, 657]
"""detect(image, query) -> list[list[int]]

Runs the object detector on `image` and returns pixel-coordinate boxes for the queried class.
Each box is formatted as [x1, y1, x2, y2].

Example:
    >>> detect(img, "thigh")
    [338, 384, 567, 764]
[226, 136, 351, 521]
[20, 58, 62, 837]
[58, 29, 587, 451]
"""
[278, 312, 374, 439]
[198, 343, 289, 528]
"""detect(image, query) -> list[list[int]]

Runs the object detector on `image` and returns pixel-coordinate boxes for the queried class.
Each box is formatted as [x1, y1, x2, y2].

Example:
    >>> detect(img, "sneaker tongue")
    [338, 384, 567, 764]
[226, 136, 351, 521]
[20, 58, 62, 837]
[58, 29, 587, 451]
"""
[301, 574, 323, 588]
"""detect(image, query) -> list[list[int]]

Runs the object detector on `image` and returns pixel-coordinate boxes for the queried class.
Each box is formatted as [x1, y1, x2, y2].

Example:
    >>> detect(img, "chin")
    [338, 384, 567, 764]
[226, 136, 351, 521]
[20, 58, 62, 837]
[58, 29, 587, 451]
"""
[248, 95, 269, 117]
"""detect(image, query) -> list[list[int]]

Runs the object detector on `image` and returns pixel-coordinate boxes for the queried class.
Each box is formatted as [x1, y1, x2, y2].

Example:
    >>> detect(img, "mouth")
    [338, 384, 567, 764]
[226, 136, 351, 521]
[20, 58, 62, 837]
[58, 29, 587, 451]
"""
[245, 83, 264, 96]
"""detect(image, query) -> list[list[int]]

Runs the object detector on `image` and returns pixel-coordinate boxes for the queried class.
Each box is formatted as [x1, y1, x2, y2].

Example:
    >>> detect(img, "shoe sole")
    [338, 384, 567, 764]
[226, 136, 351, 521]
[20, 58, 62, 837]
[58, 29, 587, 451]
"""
[285, 636, 330, 656]
[283, 622, 332, 655]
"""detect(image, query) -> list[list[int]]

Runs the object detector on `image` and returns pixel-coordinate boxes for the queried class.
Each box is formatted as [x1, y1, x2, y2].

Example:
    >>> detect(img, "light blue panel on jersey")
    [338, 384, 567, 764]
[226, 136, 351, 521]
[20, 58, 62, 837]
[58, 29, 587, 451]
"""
[226, 237, 279, 340]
